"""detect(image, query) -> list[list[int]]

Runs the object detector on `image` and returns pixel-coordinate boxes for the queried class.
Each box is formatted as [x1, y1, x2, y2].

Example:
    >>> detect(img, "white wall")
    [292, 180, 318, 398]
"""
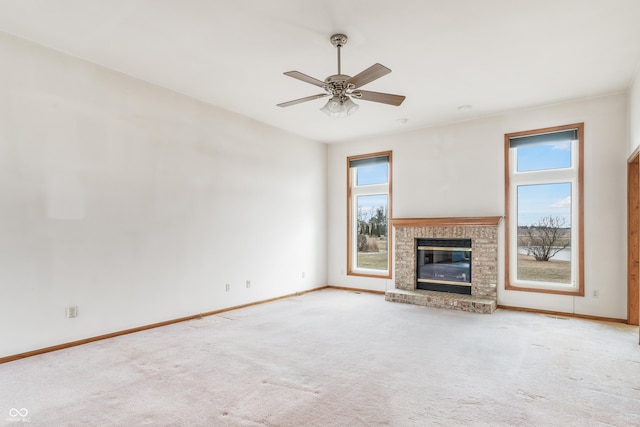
[328, 94, 628, 319]
[0, 33, 328, 358]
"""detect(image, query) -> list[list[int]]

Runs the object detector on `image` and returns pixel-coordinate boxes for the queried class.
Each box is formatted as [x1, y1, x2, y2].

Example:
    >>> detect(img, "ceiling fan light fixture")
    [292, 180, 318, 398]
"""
[342, 96, 359, 115]
[321, 96, 359, 118]
[326, 96, 343, 113]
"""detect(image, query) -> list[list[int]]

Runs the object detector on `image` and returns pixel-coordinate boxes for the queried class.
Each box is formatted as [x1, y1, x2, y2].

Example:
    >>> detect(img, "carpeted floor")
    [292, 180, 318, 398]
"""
[1, 289, 639, 426]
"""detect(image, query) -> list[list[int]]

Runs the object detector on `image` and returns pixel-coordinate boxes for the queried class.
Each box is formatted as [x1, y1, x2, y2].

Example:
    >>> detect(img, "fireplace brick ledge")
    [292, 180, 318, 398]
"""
[385, 289, 497, 314]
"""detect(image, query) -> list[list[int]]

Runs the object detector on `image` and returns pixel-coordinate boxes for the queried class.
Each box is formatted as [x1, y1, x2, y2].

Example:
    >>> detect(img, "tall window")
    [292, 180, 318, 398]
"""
[505, 124, 583, 295]
[347, 151, 392, 278]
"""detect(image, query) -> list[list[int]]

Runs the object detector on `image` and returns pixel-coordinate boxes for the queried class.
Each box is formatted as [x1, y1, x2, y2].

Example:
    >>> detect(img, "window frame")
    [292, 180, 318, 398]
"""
[347, 151, 393, 279]
[504, 123, 584, 296]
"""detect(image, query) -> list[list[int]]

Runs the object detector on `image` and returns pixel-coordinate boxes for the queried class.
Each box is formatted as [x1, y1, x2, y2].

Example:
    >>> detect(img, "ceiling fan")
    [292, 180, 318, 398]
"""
[277, 34, 406, 118]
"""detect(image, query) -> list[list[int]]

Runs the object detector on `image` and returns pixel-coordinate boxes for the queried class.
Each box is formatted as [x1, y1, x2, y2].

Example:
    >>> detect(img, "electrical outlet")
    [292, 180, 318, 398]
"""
[301, 271, 305, 278]
[66, 306, 78, 318]
[225, 283, 230, 292]
[246, 280, 251, 288]
[592, 290, 599, 298]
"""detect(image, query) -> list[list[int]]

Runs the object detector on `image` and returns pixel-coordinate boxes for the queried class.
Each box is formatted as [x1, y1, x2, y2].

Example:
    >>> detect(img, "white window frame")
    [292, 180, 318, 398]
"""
[347, 151, 392, 278]
[505, 124, 584, 295]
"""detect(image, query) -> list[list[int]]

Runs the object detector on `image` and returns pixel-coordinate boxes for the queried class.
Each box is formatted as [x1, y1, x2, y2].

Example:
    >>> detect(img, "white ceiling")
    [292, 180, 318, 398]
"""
[1, 0, 640, 143]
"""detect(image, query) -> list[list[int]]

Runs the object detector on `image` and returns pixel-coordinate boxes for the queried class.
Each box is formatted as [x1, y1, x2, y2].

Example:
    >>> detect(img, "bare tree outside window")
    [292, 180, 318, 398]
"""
[357, 205, 387, 253]
[518, 215, 571, 262]
[354, 197, 388, 269]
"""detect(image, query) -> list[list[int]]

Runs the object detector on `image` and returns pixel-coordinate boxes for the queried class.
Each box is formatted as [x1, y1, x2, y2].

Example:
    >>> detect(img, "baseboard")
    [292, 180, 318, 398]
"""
[0, 286, 327, 365]
[497, 304, 628, 324]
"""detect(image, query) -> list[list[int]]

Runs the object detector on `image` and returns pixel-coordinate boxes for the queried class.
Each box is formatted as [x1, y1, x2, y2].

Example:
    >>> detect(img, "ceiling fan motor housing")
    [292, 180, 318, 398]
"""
[324, 74, 354, 99]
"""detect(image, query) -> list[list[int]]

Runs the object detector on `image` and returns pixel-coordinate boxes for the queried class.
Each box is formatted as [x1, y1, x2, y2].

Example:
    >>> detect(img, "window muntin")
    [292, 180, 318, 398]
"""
[505, 124, 583, 295]
[348, 152, 392, 278]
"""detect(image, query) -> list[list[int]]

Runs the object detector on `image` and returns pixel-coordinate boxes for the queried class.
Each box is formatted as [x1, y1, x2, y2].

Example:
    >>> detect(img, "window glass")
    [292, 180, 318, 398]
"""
[516, 183, 572, 284]
[516, 141, 572, 172]
[356, 194, 389, 270]
[356, 162, 388, 186]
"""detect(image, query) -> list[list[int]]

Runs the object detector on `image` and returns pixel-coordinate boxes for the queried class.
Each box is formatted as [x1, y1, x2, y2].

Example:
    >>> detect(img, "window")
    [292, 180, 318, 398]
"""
[347, 151, 392, 278]
[505, 124, 584, 295]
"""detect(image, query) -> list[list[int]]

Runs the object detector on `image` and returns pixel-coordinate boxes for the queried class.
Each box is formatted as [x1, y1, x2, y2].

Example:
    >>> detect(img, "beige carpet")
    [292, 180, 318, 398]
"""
[1, 289, 639, 426]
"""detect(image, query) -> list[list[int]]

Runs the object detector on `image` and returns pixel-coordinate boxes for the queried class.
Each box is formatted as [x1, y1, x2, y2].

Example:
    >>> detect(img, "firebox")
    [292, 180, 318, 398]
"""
[416, 238, 472, 295]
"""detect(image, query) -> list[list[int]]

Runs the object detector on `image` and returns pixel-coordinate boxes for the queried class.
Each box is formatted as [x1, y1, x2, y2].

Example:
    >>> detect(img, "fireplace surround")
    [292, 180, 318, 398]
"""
[386, 217, 502, 313]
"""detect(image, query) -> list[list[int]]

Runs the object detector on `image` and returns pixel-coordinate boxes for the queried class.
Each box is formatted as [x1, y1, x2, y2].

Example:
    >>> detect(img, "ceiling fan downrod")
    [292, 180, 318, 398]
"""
[330, 34, 348, 75]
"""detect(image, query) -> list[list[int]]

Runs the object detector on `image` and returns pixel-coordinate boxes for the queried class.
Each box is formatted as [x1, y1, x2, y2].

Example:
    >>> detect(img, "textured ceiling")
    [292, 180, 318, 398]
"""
[1, 0, 639, 143]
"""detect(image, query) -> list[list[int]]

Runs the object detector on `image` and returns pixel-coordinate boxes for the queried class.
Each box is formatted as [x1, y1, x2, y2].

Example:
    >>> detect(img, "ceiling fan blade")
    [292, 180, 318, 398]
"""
[352, 90, 405, 106]
[347, 63, 391, 88]
[277, 93, 329, 108]
[283, 71, 326, 88]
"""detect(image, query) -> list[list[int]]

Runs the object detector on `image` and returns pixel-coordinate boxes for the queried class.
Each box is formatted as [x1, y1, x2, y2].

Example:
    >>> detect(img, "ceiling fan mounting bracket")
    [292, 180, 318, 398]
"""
[330, 34, 348, 48]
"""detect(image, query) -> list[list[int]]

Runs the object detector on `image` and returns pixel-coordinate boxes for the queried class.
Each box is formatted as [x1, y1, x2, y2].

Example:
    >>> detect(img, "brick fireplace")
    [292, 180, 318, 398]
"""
[385, 216, 502, 313]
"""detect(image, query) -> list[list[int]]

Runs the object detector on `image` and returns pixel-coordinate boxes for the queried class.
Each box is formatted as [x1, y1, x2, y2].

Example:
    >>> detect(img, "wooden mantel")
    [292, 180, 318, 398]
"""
[390, 216, 503, 228]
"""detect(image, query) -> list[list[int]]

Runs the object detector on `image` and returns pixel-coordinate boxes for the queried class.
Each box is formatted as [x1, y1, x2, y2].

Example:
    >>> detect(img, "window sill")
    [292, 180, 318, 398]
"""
[506, 281, 584, 296]
[348, 269, 391, 279]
